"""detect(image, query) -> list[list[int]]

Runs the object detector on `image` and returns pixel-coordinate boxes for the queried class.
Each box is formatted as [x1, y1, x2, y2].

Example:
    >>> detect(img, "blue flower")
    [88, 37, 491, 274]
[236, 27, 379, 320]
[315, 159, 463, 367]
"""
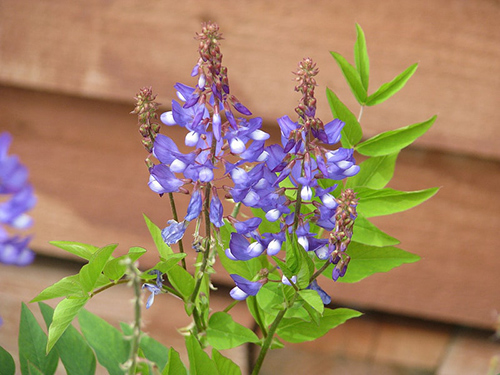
[161, 220, 188, 245]
[0, 132, 36, 267]
[209, 193, 224, 227]
[229, 274, 263, 300]
[184, 189, 203, 221]
[148, 164, 184, 194]
[225, 233, 264, 261]
[142, 270, 163, 309]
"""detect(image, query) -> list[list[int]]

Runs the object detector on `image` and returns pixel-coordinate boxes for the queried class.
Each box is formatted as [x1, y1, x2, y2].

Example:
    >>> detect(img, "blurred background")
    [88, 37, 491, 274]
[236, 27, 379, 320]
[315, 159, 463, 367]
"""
[1, 0, 499, 374]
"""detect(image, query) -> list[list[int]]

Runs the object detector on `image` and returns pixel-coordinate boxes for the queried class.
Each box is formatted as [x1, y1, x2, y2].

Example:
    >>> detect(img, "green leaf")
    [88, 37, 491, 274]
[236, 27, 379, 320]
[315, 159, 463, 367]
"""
[162, 347, 187, 375]
[277, 308, 362, 343]
[346, 152, 399, 189]
[339, 241, 420, 283]
[103, 246, 147, 281]
[78, 308, 130, 375]
[166, 264, 195, 300]
[354, 23, 369, 91]
[212, 350, 241, 375]
[298, 289, 324, 315]
[0, 345, 16, 375]
[256, 282, 285, 317]
[48, 241, 99, 261]
[331, 52, 367, 104]
[18, 303, 59, 375]
[352, 215, 400, 247]
[366, 63, 418, 106]
[356, 187, 439, 218]
[185, 335, 219, 375]
[285, 232, 301, 275]
[39, 302, 96, 375]
[26, 363, 44, 375]
[144, 214, 173, 258]
[79, 244, 117, 293]
[46, 297, 89, 353]
[296, 248, 315, 289]
[326, 88, 363, 148]
[30, 275, 84, 303]
[356, 116, 436, 157]
[206, 312, 259, 350]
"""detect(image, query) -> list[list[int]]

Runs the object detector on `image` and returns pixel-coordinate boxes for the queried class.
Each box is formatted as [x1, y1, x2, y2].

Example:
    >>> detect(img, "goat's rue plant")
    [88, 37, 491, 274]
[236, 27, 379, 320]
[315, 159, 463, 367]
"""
[1, 22, 438, 374]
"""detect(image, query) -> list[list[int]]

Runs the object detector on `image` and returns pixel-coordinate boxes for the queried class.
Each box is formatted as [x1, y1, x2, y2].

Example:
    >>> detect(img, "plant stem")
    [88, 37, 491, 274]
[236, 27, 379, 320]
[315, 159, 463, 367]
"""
[292, 183, 303, 231]
[309, 260, 331, 283]
[90, 279, 129, 297]
[231, 201, 242, 218]
[250, 308, 287, 375]
[358, 105, 364, 123]
[168, 192, 187, 270]
[127, 262, 142, 375]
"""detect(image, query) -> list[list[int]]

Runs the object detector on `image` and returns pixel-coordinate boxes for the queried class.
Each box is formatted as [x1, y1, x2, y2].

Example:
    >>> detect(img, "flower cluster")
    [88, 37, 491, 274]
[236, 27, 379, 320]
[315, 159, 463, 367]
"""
[224, 58, 360, 299]
[137, 22, 270, 247]
[0, 132, 36, 266]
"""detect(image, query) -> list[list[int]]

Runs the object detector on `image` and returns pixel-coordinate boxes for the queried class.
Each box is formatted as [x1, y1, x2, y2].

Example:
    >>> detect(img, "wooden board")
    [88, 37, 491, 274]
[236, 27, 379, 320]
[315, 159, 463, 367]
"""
[1, 0, 499, 160]
[2, 85, 499, 329]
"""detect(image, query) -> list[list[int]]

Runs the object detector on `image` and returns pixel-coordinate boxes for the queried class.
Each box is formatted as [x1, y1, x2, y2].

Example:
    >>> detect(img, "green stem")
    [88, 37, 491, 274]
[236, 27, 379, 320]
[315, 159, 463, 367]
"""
[248, 296, 268, 337]
[309, 260, 331, 283]
[358, 105, 364, 123]
[90, 279, 129, 297]
[168, 192, 187, 270]
[231, 201, 242, 218]
[250, 308, 287, 375]
[223, 300, 239, 313]
[127, 262, 142, 375]
[292, 183, 303, 231]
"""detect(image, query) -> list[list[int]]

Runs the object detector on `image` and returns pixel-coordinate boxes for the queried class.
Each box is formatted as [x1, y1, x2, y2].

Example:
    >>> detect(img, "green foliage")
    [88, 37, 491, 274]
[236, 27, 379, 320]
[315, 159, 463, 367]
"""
[356, 186, 439, 217]
[354, 23, 370, 91]
[78, 308, 130, 375]
[0, 345, 16, 375]
[46, 297, 89, 353]
[39, 303, 96, 375]
[326, 88, 363, 148]
[144, 214, 173, 258]
[346, 152, 399, 189]
[48, 241, 99, 261]
[162, 347, 187, 375]
[166, 264, 195, 300]
[212, 349, 242, 375]
[18, 303, 59, 375]
[330, 51, 367, 104]
[352, 215, 400, 247]
[356, 116, 437, 156]
[79, 244, 117, 293]
[206, 312, 260, 350]
[276, 308, 362, 343]
[185, 335, 219, 375]
[365, 63, 418, 106]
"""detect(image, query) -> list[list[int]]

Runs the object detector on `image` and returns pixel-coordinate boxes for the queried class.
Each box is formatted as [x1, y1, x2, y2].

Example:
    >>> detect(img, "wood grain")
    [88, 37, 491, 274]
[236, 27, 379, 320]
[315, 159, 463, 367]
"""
[1, 0, 499, 160]
[2, 85, 499, 329]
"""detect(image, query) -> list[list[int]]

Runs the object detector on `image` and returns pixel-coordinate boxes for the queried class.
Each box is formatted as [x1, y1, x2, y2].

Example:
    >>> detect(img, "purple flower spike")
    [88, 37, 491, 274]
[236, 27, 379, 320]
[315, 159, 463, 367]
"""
[229, 274, 263, 300]
[226, 232, 264, 261]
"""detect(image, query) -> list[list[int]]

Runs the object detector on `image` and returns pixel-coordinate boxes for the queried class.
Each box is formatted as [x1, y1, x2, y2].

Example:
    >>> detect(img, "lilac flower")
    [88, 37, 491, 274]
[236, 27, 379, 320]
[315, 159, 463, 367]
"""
[225, 233, 264, 261]
[229, 274, 263, 300]
[0, 132, 36, 267]
[143, 270, 163, 309]
[148, 164, 184, 194]
[161, 220, 188, 245]
[184, 189, 203, 221]
[233, 217, 262, 236]
[209, 193, 224, 227]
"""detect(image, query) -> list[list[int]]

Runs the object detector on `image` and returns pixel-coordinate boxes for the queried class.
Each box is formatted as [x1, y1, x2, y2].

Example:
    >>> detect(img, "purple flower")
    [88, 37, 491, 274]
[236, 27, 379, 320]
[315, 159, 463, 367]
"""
[148, 164, 184, 194]
[184, 189, 203, 221]
[209, 193, 224, 227]
[225, 233, 264, 261]
[0, 132, 36, 267]
[142, 270, 163, 309]
[229, 274, 263, 300]
[161, 220, 188, 245]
